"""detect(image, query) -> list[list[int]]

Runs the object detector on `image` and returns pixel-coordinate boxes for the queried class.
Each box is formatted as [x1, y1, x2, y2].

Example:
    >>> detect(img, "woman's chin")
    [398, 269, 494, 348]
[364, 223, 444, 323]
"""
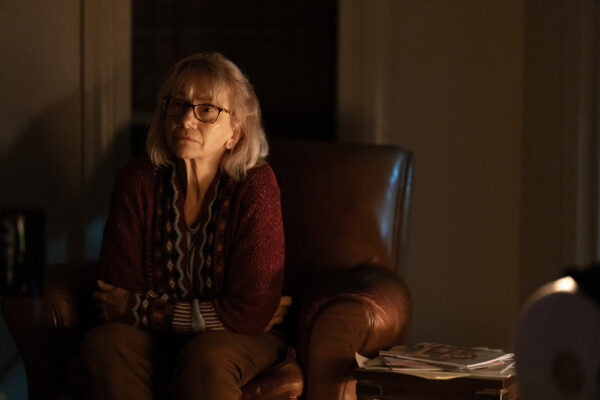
[169, 143, 201, 159]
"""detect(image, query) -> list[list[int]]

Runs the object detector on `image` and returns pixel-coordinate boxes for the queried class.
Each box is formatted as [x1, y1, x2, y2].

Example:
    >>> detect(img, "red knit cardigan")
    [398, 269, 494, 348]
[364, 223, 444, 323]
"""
[98, 157, 284, 335]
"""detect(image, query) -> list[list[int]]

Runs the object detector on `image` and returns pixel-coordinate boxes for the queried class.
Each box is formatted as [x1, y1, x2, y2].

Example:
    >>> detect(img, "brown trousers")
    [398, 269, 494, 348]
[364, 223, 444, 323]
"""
[74, 322, 286, 400]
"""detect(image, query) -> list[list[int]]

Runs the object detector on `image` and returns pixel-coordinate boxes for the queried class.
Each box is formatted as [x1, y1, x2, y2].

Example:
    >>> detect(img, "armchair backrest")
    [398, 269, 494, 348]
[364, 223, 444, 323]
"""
[268, 141, 414, 296]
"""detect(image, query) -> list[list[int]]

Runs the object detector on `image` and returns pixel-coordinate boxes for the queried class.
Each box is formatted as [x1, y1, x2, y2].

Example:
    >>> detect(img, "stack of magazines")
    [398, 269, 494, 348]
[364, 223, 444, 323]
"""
[356, 342, 515, 380]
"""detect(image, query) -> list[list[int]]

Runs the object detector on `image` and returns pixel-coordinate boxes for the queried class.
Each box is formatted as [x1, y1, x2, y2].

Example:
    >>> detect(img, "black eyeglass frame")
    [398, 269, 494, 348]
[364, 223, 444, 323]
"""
[162, 96, 232, 124]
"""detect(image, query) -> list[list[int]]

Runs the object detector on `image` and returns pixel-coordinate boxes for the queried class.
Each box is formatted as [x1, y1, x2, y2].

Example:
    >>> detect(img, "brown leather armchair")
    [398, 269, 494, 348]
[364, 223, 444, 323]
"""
[2, 140, 413, 400]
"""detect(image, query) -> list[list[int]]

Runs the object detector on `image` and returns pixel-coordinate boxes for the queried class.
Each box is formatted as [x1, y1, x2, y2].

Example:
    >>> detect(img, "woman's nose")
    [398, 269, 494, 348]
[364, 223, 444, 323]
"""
[180, 107, 197, 128]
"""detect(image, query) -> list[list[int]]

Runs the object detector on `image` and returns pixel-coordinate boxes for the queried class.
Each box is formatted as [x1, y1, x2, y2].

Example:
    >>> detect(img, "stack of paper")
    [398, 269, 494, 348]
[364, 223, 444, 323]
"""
[356, 342, 515, 381]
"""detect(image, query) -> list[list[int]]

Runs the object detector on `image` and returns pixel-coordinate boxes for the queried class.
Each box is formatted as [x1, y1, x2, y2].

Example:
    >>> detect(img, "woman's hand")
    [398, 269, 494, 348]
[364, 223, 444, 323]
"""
[92, 280, 131, 322]
[264, 296, 292, 332]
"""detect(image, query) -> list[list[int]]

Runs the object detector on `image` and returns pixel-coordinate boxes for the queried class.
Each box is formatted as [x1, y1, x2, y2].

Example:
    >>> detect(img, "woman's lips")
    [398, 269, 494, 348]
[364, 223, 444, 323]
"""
[175, 135, 200, 144]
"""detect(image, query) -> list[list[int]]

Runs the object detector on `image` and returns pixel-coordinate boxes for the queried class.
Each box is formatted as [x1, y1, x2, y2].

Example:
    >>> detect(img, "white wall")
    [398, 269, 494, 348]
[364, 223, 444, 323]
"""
[520, 0, 599, 302]
[0, 0, 83, 371]
[0, 0, 131, 371]
[338, 0, 598, 349]
[0, 0, 83, 263]
[392, 1, 523, 349]
[0, 0, 131, 266]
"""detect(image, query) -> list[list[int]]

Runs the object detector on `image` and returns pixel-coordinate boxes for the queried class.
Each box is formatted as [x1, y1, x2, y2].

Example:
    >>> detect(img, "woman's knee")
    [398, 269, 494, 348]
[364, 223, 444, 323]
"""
[176, 332, 241, 374]
[80, 323, 122, 363]
[174, 332, 247, 400]
[175, 331, 284, 384]
[75, 323, 157, 400]
[79, 322, 151, 366]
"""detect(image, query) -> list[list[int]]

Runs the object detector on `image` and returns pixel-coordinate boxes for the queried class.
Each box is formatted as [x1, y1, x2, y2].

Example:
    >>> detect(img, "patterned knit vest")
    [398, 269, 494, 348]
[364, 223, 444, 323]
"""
[148, 166, 234, 302]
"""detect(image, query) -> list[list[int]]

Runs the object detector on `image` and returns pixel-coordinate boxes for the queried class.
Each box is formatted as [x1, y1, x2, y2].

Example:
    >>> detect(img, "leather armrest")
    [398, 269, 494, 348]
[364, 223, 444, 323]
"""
[43, 261, 98, 330]
[1, 262, 98, 400]
[295, 264, 411, 400]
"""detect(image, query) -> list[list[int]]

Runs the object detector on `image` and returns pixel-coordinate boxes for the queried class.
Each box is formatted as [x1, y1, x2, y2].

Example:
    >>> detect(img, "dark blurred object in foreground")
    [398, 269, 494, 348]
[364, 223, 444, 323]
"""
[0, 209, 44, 296]
[565, 264, 600, 306]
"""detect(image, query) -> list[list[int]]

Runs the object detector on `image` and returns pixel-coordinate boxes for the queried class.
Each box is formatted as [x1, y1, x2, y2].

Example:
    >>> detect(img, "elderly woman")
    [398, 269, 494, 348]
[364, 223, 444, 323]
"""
[77, 52, 289, 400]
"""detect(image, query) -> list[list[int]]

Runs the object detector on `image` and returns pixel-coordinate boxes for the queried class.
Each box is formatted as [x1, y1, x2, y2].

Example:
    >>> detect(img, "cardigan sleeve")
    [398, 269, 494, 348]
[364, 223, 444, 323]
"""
[213, 165, 285, 335]
[97, 159, 151, 325]
[99, 160, 148, 293]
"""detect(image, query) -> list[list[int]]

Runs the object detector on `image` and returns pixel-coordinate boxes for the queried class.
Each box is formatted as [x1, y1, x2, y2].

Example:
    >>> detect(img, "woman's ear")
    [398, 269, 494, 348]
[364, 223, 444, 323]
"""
[231, 122, 243, 143]
[225, 126, 242, 150]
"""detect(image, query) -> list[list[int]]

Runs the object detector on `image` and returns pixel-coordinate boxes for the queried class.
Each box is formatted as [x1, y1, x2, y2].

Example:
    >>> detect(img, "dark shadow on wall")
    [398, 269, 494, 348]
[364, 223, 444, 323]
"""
[0, 91, 85, 265]
[82, 125, 132, 261]
[0, 92, 131, 265]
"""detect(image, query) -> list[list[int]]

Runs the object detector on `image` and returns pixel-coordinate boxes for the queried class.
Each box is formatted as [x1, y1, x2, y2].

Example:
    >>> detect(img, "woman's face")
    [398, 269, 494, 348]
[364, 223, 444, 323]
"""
[164, 82, 236, 164]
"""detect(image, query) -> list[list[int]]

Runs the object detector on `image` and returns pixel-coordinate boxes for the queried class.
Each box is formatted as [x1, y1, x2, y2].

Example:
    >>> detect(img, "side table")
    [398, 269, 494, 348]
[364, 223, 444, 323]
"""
[354, 369, 519, 400]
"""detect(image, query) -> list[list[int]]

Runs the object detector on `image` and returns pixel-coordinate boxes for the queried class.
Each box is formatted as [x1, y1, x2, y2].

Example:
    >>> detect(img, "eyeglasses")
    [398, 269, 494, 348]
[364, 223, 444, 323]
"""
[162, 97, 231, 123]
